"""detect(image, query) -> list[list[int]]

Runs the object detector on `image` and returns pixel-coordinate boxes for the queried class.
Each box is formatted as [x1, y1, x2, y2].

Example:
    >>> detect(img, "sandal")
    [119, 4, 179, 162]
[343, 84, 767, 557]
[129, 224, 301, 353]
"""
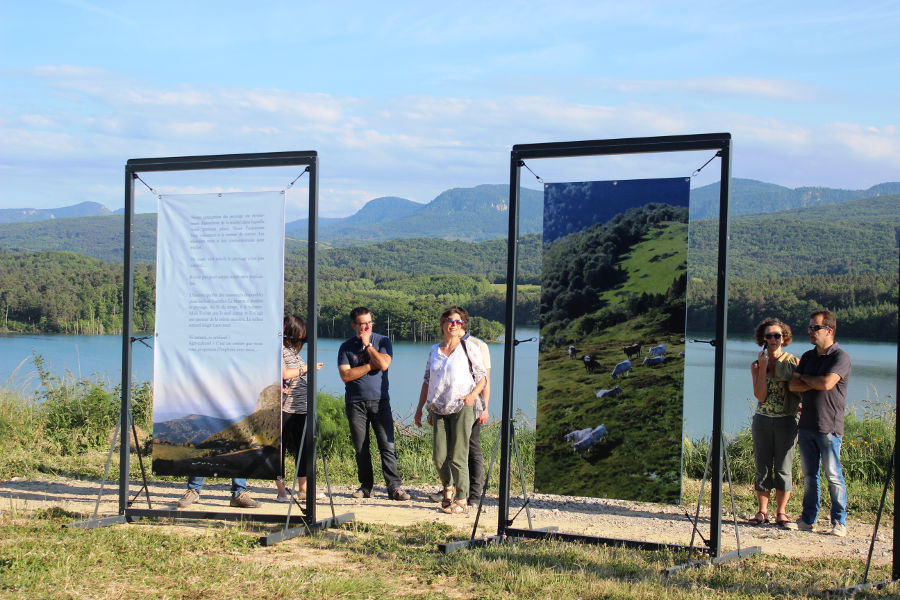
[776, 512, 798, 530]
[441, 499, 468, 514]
[747, 511, 768, 525]
[441, 486, 456, 509]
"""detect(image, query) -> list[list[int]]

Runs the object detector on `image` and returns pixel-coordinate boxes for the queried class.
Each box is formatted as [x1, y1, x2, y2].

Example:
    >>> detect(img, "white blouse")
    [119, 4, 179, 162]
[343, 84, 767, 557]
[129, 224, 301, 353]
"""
[423, 340, 487, 415]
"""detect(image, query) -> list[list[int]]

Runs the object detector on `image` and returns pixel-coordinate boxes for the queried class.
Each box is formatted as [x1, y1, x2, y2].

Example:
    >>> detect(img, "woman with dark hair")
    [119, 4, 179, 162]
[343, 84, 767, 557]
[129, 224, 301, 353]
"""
[748, 317, 801, 529]
[275, 315, 323, 502]
[414, 306, 487, 514]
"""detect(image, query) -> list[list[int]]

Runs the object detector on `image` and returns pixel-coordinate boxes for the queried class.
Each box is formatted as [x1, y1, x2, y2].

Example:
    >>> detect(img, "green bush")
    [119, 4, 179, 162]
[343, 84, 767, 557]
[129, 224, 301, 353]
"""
[684, 409, 896, 490]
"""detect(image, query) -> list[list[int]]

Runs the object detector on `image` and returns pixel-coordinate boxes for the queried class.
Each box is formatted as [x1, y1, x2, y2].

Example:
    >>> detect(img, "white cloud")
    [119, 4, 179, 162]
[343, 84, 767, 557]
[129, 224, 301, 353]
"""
[829, 123, 900, 163]
[3, 66, 899, 216]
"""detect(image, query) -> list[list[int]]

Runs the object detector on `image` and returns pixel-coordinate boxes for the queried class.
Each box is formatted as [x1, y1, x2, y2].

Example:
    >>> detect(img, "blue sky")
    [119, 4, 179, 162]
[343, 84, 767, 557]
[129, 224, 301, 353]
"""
[1, 1, 898, 219]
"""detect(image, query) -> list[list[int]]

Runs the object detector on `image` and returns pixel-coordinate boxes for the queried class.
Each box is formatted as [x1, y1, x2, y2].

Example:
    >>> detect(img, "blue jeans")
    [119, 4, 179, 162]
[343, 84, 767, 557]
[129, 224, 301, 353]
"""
[187, 476, 247, 497]
[797, 429, 847, 525]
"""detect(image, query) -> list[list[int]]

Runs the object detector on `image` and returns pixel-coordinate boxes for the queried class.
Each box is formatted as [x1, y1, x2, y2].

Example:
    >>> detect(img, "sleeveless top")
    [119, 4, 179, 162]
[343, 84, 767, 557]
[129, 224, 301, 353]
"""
[756, 351, 801, 417]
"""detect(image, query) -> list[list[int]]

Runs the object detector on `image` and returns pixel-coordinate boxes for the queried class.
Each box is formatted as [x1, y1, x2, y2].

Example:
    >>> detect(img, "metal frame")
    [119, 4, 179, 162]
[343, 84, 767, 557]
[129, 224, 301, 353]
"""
[490, 133, 741, 558]
[71, 151, 348, 536]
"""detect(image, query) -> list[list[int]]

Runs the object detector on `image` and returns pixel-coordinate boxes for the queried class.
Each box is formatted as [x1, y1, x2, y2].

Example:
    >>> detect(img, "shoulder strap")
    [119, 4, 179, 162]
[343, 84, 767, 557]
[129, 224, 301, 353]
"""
[459, 339, 476, 382]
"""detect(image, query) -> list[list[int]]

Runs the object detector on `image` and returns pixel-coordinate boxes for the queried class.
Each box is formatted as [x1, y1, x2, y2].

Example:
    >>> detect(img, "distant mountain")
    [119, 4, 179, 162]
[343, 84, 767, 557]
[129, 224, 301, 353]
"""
[0, 213, 157, 262]
[152, 413, 237, 445]
[690, 178, 900, 219]
[0, 201, 112, 224]
[1, 180, 896, 261]
[286, 196, 422, 239]
[286, 184, 543, 245]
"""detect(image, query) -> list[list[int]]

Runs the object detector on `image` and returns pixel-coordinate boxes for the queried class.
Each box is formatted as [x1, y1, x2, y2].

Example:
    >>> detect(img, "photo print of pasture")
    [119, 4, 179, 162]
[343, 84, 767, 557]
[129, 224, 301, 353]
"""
[535, 178, 690, 504]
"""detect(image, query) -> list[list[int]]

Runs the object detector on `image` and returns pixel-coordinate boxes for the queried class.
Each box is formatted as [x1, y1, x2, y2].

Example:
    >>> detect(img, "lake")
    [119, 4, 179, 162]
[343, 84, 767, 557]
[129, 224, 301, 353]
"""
[1, 331, 895, 439]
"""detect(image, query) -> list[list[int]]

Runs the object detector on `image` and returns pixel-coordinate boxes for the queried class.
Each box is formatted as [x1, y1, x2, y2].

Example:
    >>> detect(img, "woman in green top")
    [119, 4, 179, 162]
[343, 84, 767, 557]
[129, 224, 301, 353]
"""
[748, 317, 801, 529]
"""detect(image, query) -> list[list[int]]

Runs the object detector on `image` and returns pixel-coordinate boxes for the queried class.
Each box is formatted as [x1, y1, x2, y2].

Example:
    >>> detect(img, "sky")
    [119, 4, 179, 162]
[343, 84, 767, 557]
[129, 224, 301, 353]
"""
[1, 1, 898, 220]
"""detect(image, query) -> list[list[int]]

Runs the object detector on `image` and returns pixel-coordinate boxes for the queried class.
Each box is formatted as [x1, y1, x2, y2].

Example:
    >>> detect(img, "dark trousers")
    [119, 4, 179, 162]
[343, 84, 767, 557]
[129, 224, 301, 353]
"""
[468, 421, 484, 503]
[281, 411, 308, 478]
[345, 399, 402, 493]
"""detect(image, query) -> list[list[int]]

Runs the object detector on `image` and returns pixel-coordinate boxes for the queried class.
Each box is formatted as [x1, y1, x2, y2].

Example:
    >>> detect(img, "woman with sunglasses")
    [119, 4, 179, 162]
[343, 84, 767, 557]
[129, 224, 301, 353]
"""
[748, 317, 802, 529]
[414, 306, 487, 514]
[275, 315, 323, 502]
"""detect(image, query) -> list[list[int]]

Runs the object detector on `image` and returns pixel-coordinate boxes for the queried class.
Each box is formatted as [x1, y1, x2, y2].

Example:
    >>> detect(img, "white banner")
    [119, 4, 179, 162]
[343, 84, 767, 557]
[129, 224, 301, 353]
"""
[152, 191, 285, 479]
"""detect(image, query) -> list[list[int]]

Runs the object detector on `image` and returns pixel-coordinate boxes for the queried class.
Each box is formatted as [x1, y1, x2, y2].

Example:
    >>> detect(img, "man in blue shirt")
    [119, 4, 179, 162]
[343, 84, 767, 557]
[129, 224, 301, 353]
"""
[337, 307, 409, 500]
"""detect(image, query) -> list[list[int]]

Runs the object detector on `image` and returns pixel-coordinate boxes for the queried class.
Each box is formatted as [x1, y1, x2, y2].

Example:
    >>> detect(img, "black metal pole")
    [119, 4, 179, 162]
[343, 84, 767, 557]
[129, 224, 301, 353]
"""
[305, 159, 319, 523]
[498, 152, 522, 536]
[709, 142, 732, 557]
[119, 170, 136, 514]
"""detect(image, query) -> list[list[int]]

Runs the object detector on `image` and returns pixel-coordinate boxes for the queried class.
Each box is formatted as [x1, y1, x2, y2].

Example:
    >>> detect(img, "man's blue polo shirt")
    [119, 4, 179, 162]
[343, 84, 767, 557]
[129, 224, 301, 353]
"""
[337, 332, 392, 403]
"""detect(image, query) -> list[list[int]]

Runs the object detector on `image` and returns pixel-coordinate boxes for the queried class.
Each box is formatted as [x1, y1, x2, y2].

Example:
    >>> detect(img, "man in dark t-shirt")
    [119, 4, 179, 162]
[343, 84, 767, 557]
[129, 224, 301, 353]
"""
[337, 307, 409, 500]
[790, 309, 852, 537]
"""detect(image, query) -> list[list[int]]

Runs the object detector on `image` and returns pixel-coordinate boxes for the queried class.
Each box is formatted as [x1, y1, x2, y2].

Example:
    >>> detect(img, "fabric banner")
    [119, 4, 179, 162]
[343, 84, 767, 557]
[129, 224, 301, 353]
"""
[152, 191, 285, 479]
[535, 178, 690, 504]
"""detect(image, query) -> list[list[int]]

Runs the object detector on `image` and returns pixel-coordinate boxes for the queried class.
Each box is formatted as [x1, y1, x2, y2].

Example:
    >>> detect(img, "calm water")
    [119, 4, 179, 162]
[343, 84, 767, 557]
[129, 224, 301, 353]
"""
[2, 331, 895, 438]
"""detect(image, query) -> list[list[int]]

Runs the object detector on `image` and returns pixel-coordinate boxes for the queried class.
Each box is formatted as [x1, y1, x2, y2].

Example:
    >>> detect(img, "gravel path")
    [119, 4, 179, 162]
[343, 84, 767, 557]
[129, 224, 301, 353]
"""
[1, 476, 893, 564]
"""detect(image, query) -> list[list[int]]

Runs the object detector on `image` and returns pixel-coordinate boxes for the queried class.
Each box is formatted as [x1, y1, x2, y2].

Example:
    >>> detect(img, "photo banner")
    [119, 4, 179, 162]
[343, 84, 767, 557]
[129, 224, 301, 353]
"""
[535, 178, 690, 504]
[152, 191, 285, 479]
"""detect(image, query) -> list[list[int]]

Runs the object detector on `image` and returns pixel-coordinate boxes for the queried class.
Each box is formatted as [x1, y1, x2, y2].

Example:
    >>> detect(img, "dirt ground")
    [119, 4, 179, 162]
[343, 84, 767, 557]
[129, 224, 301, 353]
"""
[0, 476, 893, 564]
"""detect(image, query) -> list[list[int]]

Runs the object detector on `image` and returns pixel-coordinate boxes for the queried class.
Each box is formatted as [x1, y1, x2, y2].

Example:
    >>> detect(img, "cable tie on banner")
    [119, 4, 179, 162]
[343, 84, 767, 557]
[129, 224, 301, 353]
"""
[134, 173, 157, 196]
[519, 160, 544, 184]
[692, 151, 722, 177]
[286, 166, 310, 189]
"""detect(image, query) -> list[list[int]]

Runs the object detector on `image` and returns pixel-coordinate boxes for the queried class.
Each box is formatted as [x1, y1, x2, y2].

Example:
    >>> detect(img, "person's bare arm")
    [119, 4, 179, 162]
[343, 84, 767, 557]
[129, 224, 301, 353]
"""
[477, 369, 491, 424]
[338, 362, 374, 383]
[414, 381, 429, 427]
[751, 353, 768, 403]
[364, 344, 392, 371]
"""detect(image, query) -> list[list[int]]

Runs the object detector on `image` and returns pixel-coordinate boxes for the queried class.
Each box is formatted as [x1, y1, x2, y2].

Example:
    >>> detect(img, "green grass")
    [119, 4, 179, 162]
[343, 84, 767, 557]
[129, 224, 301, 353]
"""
[604, 221, 688, 301]
[1, 358, 898, 598]
[1, 509, 897, 599]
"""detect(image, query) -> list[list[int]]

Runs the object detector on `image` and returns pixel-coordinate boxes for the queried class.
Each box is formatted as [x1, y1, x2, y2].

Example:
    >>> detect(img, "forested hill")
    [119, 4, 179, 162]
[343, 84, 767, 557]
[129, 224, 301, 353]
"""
[2, 180, 897, 260]
[687, 195, 898, 339]
[289, 234, 541, 285]
[286, 184, 544, 244]
[0, 190, 895, 340]
[0, 201, 111, 223]
[0, 213, 157, 263]
[690, 178, 900, 219]
[689, 195, 899, 280]
[0, 185, 542, 260]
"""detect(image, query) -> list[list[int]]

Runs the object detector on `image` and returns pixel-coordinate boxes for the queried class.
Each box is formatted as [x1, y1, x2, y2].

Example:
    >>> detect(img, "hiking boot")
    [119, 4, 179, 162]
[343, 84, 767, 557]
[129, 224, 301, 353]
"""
[797, 518, 816, 532]
[176, 489, 199, 508]
[351, 487, 372, 499]
[830, 522, 847, 537]
[390, 488, 411, 501]
[230, 491, 260, 508]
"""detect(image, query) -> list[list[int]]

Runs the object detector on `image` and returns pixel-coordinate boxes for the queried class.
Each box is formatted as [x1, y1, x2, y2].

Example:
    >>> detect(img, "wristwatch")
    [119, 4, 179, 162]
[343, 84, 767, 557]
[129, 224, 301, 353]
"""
[363, 343, 371, 350]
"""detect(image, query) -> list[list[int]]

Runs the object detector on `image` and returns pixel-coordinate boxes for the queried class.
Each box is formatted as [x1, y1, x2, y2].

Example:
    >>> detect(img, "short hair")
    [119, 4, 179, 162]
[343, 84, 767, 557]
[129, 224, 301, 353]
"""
[349, 307, 372, 324]
[440, 305, 469, 326]
[810, 309, 837, 332]
[283, 314, 307, 349]
[753, 317, 793, 347]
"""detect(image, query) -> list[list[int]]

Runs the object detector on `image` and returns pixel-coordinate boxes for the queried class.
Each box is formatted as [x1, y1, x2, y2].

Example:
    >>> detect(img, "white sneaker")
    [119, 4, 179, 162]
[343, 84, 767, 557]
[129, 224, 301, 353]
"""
[830, 522, 847, 537]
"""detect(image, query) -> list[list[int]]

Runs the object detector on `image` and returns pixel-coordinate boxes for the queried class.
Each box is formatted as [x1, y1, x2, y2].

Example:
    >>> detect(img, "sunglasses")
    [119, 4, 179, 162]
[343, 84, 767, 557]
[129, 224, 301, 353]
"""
[445, 318, 464, 326]
[808, 324, 831, 332]
[764, 333, 782, 339]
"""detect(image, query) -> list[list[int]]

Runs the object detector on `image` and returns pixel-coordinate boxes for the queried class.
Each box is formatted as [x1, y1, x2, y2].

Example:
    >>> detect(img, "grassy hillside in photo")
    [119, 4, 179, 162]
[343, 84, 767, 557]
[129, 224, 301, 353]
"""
[536, 205, 688, 502]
